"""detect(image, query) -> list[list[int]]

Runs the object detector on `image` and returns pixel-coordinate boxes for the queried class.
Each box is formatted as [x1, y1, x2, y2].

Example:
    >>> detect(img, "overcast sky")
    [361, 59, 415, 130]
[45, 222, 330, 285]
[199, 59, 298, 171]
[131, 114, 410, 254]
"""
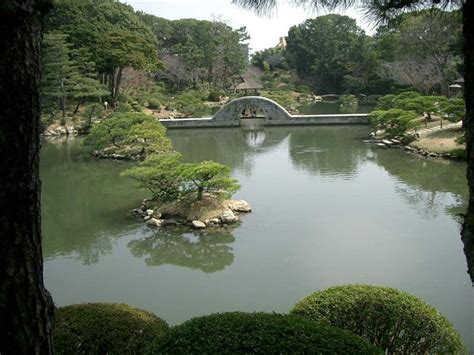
[123, 0, 375, 52]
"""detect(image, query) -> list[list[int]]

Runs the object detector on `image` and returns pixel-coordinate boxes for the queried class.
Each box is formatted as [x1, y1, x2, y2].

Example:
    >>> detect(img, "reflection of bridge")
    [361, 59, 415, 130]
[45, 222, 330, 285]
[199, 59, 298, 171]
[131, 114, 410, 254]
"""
[160, 96, 369, 129]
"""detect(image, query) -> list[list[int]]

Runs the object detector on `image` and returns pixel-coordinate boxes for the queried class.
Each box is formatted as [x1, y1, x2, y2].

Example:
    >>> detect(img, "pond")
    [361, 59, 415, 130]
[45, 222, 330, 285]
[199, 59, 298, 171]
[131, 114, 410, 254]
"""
[41, 126, 473, 350]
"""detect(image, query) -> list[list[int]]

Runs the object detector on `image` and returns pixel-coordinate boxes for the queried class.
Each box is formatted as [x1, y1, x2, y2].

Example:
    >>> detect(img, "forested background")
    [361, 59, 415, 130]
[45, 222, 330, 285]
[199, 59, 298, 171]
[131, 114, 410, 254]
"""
[40, 0, 463, 124]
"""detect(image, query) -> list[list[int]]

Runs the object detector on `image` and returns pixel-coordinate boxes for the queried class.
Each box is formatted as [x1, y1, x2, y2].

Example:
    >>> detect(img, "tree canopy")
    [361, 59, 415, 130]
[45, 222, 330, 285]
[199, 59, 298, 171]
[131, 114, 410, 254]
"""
[45, 0, 159, 102]
[138, 14, 249, 90]
[375, 9, 462, 94]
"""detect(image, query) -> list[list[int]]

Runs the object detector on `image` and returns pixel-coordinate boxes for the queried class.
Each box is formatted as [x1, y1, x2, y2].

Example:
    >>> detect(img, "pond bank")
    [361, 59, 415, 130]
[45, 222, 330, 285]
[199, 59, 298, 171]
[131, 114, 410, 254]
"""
[366, 122, 466, 161]
[133, 195, 252, 229]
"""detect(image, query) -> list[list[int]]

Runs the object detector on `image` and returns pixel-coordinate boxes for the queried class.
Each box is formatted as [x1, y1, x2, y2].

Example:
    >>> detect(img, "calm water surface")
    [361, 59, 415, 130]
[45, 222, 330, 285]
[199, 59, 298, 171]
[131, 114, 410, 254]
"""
[41, 126, 473, 349]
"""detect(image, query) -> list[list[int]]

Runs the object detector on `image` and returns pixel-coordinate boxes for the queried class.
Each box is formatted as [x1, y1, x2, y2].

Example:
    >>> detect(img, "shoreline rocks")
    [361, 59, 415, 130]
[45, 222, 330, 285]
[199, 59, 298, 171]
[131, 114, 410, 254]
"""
[131, 198, 252, 230]
[43, 123, 78, 137]
[364, 136, 465, 161]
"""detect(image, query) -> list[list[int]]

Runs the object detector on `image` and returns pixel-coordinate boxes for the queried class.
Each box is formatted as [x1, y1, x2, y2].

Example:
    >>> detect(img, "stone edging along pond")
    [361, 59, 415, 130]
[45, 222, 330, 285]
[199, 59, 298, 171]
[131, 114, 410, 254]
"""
[131, 198, 252, 230]
[364, 137, 466, 161]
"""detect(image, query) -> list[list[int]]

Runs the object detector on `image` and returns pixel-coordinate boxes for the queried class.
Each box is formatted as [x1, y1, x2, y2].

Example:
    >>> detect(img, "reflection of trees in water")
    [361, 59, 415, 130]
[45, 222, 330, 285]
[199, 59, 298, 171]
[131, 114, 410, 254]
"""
[128, 228, 235, 273]
[288, 126, 368, 178]
[41, 139, 144, 265]
[168, 127, 290, 176]
[374, 150, 468, 219]
[461, 207, 474, 283]
[374, 149, 471, 282]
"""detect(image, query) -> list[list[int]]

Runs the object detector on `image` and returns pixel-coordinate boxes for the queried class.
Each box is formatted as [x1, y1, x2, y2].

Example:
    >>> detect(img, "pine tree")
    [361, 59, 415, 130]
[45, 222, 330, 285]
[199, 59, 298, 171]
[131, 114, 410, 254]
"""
[41, 32, 76, 118]
[41, 33, 108, 118]
[69, 47, 109, 114]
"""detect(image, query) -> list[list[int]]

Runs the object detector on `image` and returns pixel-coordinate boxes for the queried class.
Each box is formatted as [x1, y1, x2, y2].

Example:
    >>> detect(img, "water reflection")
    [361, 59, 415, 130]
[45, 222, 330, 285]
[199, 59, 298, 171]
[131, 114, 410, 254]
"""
[128, 228, 235, 273]
[41, 139, 145, 264]
[373, 149, 468, 220]
[461, 208, 474, 283]
[41, 128, 471, 282]
[288, 126, 367, 179]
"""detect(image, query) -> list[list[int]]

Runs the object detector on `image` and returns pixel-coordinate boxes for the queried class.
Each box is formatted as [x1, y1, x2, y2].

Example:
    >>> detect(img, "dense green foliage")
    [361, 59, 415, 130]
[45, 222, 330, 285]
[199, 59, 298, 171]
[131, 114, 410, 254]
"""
[252, 47, 289, 72]
[370, 91, 466, 137]
[252, 9, 461, 96]
[286, 14, 383, 94]
[54, 303, 168, 355]
[41, 32, 108, 117]
[149, 312, 381, 354]
[45, 0, 158, 102]
[291, 285, 465, 354]
[83, 112, 171, 156]
[180, 161, 241, 200]
[138, 14, 249, 90]
[369, 109, 419, 137]
[123, 154, 240, 201]
[375, 9, 462, 95]
[122, 152, 184, 201]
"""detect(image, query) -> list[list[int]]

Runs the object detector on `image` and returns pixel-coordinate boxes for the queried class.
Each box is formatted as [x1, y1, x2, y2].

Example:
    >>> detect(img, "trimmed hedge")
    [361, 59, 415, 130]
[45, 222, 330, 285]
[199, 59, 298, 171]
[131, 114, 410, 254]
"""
[55, 303, 168, 354]
[148, 98, 161, 110]
[149, 312, 381, 354]
[291, 285, 465, 354]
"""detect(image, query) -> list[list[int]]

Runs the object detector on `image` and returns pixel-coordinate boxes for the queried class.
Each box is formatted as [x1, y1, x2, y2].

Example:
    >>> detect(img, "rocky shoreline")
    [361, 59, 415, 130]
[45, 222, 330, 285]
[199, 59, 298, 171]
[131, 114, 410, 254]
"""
[132, 197, 252, 230]
[364, 137, 465, 161]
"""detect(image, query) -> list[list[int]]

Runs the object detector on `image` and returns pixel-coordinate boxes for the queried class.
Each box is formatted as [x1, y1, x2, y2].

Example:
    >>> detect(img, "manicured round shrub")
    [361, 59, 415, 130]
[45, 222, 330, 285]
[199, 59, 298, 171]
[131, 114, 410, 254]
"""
[149, 312, 381, 354]
[55, 303, 169, 355]
[290, 285, 465, 354]
[148, 98, 161, 110]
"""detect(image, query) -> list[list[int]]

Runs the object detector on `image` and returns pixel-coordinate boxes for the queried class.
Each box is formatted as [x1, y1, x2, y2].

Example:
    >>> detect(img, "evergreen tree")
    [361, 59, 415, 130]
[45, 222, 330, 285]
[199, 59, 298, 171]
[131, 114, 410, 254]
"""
[41, 33, 108, 118]
[69, 47, 109, 114]
[41, 32, 76, 117]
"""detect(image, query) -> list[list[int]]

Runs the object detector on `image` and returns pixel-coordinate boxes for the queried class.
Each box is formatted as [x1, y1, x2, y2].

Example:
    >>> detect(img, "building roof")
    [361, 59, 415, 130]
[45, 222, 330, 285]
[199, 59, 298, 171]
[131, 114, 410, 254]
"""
[231, 77, 263, 91]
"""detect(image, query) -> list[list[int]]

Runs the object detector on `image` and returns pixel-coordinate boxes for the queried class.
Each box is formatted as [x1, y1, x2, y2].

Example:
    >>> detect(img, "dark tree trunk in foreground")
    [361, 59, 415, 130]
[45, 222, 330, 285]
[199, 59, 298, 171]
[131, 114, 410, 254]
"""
[0, 1, 54, 354]
[461, 0, 474, 284]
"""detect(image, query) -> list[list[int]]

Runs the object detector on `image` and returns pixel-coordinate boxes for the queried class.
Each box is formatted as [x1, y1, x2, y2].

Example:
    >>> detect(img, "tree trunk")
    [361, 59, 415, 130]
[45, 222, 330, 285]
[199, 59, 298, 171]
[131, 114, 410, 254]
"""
[0, 1, 55, 354]
[114, 67, 123, 103]
[73, 98, 84, 115]
[197, 187, 203, 201]
[461, 0, 474, 283]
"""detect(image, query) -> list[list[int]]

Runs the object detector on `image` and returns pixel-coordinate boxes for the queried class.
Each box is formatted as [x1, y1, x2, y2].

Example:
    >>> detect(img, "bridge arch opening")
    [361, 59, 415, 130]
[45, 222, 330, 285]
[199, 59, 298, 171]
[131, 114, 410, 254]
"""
[212, 96, 292, 122]
[240, 107, 265, 119]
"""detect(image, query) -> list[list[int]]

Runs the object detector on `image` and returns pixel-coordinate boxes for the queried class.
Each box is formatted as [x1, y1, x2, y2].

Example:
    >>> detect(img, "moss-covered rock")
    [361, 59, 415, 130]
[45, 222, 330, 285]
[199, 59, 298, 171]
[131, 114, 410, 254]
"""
[149, 312, 381, 354]
[55, 303, 168, 354]
[291, 285, 465, 354]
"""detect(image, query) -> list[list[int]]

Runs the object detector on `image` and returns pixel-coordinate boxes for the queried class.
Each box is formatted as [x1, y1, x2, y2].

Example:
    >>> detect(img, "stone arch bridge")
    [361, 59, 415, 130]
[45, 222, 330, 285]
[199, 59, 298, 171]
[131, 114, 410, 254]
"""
[160, 96, 369, 129]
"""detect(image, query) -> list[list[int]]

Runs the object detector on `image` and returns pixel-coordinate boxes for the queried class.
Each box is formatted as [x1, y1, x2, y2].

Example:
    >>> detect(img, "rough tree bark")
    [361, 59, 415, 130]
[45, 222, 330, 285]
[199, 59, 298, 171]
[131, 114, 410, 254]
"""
[461, 0, 474, 283]
[0, 1, 54, 354]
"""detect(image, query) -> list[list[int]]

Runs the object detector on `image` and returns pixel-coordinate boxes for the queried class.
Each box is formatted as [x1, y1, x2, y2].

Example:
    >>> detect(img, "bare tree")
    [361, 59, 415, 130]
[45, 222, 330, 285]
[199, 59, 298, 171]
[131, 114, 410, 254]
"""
[383, 57, 443, 94]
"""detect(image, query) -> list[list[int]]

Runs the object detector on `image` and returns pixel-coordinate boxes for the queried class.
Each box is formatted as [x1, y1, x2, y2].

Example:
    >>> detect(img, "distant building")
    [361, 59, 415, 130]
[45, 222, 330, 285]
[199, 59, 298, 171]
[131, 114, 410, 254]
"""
[230, 78, 263, 95]
[230, 67, 264, 95]
[276, 37, 287, 48]
[452, 77, 464, 87]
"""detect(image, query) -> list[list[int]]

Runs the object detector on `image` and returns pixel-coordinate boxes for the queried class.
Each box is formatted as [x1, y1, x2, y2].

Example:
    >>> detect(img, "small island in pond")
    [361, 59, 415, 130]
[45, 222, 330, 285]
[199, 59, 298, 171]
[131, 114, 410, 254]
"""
[123, 152, 252, 229]
[134, 196, 252, 229]
[81, 112, 251, 229]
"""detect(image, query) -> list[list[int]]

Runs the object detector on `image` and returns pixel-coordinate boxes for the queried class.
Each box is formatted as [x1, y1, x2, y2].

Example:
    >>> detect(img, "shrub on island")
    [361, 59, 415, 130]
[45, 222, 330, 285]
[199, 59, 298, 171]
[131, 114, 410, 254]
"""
[149, 312, 381, 354]
[83, 112, 171, 158]
[54, 303, 169, 355]
[290, 285, 465, 354]
[122, 152, 240, 202]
